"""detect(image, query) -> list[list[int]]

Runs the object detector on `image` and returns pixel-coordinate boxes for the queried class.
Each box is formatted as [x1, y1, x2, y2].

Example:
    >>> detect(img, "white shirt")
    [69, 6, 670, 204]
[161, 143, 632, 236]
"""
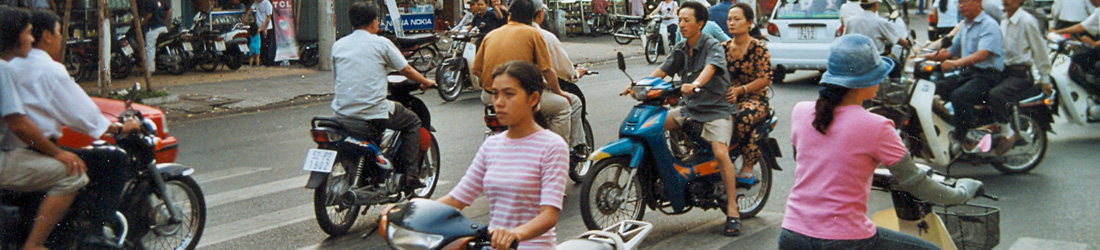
[1002, 10, 1052, 83]
[658, 0, 678, 26]
[2, 49, 111, 149]
[933, 0, 960, 28]
[253, 0, 274, 30]
[1052, 0, 1095, 22]
[331, 30, 407, 120]
[0, 59, 27, 164]
[845, 10, 901, 54]
[534, 24, 579, 82]
[1081, 8, 1100, 36]
[840, 1, 864, 25]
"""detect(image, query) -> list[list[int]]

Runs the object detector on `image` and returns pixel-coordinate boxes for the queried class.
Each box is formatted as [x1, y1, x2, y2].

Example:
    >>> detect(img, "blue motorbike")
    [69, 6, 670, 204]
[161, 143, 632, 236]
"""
[579, 53, 784, 230]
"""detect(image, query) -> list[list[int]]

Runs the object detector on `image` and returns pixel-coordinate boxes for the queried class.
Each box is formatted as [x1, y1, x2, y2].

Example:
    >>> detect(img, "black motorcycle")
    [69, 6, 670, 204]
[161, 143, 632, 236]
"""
[304, 75, 441, 236]
[298, 41, 319, 67]
[611, 15, 649, 45]
[1, 83, 207, 250]
[389, 33, 442, 73]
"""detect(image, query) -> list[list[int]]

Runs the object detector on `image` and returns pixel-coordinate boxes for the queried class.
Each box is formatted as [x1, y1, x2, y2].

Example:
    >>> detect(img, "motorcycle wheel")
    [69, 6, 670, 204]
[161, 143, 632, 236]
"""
[410, 136, 441, 198]
[313, 156, 362, 236]
[613, 25, 633, 45]
[110, 52, 132, 79]
[299, 48, 319, 67]
[990, 115, 1048, 174]
[409, 47, 439, 73]
[139, 176, 206, 250]
[720, 148, 774, 219]
[166, 48, 187, 75]
[579, 157, 646, 230]
[569, 119, 595, 183]
[435, 60, 466, 102]
[65, 53, 88, 81]
[645, 39, 660, 64]
[225, 51, 244, 71]
[198, 53, 219, 72]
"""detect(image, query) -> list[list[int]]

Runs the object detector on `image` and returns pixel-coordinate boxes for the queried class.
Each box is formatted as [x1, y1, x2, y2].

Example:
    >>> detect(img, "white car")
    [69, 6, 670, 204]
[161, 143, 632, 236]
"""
[765, 0, 906, 83]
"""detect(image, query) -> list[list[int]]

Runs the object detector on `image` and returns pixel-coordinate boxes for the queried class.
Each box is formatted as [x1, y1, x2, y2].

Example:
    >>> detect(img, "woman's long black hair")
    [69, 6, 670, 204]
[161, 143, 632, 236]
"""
[490, 60, 550, 129]
[812, 84, 850, 134]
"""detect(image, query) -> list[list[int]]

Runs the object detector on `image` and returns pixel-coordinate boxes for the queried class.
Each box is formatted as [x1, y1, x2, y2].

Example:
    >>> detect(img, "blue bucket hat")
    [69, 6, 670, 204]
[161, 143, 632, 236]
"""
[820, 34, 894, 89]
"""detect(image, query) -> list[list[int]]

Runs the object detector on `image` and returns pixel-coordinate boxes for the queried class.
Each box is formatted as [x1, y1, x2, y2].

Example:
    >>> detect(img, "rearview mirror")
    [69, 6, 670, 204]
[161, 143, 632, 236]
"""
[909, 29, 917, 40]
[617, 52, 626, 71]
[890, 10, 900, 20]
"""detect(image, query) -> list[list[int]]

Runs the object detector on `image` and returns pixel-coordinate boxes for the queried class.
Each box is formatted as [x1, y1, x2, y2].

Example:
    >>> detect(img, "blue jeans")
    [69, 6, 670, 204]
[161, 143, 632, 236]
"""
[778, 228, 940, 250]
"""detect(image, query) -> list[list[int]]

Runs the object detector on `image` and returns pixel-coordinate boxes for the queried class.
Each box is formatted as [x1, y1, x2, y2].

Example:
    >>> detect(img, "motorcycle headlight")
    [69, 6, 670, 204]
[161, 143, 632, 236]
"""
[386, 223, 445, 250]
[631, 85, 653, 101]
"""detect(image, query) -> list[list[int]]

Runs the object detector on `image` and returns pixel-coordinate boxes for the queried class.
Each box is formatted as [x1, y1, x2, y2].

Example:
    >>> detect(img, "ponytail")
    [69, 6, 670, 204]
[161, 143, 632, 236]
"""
[812, 84, 849, 134]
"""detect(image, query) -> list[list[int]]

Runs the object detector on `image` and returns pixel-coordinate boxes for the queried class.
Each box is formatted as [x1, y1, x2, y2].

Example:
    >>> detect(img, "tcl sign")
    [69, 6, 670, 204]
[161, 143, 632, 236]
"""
[271, 0, 293, 9]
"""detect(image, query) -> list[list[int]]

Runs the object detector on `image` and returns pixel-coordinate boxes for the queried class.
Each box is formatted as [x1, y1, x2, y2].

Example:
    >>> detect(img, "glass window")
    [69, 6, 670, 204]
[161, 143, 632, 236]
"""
[773, 0, 842, 19]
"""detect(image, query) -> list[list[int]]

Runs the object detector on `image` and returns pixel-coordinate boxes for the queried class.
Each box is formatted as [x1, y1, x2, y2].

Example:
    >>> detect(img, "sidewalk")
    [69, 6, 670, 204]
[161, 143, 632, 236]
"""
[130, 35, 644, 120]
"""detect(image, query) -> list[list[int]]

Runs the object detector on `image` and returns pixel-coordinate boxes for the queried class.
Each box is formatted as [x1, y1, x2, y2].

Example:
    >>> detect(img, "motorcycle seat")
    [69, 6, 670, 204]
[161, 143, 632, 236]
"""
[312, 116, 386, 142]
[395, 34, 437, 47]
[556, 239, 615, 250]
[617, 15, 646, 21]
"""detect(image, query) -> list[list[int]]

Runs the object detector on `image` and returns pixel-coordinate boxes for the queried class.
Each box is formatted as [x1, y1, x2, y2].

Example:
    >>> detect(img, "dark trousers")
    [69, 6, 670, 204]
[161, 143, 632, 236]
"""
[65, 146, 130, 228]
[339, 103, 422, 172]
[261, 28, 276, 65]
[778, 227, 939, 250]
[935, 68, 1003, 138]
[989, 66, 1034, 123]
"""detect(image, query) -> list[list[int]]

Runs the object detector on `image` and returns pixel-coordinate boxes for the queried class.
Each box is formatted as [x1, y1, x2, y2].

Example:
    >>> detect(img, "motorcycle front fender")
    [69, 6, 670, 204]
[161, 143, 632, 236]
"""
[588, 138, 646, 168]
[156, 163, 195, 178]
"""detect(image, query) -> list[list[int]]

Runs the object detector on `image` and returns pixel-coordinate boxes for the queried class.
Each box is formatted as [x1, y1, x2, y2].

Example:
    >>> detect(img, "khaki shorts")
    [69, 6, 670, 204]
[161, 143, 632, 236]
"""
[0, 148, 88, 196]
[668, 107, 733, 145]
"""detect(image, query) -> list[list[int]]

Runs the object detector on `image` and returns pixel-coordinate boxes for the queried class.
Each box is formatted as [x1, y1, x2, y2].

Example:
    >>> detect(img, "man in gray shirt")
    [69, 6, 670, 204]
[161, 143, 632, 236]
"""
[844, 0, 909, 77]
[331, 2, 435, 182]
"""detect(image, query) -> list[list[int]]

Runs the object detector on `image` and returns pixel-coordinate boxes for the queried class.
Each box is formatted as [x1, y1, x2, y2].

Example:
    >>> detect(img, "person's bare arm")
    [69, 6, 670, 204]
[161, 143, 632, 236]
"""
[543, 68, 565, 96]
[436, 195, 469, 210]
[399, 65, 437, 89]
[942, 49, 990, 71]
[1054, 24, 1087, 35]
[3, 114, 85, 175]
[682, 64, 717, 94]
[650, 68, 668, 78]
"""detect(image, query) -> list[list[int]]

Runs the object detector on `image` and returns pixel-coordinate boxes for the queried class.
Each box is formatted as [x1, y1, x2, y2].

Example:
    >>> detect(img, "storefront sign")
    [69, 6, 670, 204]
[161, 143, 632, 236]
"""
[272, 0, 300, 61]
[380, 13, 436, 31]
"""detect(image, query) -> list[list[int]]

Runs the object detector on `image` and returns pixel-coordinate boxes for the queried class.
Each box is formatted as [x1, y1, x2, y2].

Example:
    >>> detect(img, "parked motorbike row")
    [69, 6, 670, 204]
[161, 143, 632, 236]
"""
[64, 14, 251, 81]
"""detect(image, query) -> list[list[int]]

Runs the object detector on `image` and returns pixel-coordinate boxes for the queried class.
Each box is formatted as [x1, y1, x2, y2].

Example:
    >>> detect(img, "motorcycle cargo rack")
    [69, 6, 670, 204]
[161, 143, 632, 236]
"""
[934, 204, 1000, 250]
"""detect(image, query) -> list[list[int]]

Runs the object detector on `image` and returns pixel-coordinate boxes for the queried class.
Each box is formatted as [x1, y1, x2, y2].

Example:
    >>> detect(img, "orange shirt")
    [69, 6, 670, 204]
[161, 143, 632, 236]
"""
[471, 21, 555, 89]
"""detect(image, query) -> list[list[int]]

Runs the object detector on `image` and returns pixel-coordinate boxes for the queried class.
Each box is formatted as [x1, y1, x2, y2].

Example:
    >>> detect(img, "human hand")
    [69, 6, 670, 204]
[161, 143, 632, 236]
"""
[54, 151, 86, 176]
[724, 86, 742, 103]
[261, 29, 267, 36]
[488, 227, 521, 250]
[1040, 83, 1053, 95]
[954, 178, 983, 201]
[681, 84, 698, 95]
[941, 59, 959, 71]
[620, 86, 632, 96]
[558, 92, 573, 104]
[421, 80, 437, 90]
[576, 67, 588, 77]
[120, 118, 143, 134]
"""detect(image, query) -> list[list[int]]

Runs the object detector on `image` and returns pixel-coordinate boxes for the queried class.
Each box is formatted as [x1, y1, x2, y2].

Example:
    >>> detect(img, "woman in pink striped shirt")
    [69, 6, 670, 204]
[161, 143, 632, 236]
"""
[437, 61, 570, 250]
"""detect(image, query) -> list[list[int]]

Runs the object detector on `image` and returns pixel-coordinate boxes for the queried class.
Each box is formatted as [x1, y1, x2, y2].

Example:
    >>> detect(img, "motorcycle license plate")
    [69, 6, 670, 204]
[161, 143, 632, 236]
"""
[182, 42, 193, 52]
[215, 41, 226, 51]
[302, 149, 338, 173]
[121, 45, 134, 56]
[238, 44, 249, 53]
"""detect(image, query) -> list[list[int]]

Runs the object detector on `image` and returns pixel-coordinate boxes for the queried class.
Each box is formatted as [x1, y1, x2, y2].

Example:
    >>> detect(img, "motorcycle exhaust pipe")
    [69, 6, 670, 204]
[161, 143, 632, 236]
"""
[342, 186, 385, 207]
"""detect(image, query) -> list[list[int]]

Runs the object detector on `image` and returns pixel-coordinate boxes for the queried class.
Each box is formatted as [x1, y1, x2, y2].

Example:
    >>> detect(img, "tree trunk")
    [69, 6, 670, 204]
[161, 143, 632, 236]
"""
[61, 0, 73, 62]
[97, 0, 111, 95]
[128, 0, 153, 90]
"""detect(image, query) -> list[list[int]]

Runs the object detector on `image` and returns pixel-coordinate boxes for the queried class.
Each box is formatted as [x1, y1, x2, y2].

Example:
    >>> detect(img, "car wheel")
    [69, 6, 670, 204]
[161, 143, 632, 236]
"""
[772, 67, 787, 84]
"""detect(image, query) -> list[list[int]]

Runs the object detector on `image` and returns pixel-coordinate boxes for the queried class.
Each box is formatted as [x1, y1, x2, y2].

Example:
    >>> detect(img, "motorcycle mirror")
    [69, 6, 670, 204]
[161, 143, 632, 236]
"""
[617, 52, 626, 71]
[890, 10, 900, 20]
[909, 29, 917, 40]
[124, 82, 141, 109]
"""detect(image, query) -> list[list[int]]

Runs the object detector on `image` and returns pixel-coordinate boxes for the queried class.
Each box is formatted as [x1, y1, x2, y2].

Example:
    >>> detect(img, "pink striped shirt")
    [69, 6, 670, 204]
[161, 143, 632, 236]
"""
[450, 129, 569, 250]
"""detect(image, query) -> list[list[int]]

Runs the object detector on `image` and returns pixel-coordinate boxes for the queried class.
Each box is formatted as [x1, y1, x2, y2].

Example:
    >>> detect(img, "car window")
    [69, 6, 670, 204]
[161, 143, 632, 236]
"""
[774, 0, 842, 19]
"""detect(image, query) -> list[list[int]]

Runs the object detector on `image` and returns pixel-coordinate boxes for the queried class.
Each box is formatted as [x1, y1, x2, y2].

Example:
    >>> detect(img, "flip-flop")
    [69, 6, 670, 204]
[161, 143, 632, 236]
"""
[724, 216, 742, 236]
[736, 174, 756, 186]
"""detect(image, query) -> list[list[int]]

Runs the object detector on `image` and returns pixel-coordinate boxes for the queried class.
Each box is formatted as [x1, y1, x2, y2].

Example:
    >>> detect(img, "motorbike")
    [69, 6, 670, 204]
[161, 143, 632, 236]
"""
[298, 41, 319, 67]
[436, 28, 482, 102]
[483, 70, 599, 183]
[611, 15, 648, 45]
[153, 19, 192, 75]
[1, 83, 207, 250]
[643, 16, 674, 64]
[109, 26, 140, 79]
[870, 165, 1000, 250]
[384, 32, 442, 73]
[304, 74, 442, 236]
[189, 14, 247, 72]
[1046, 33, 1100, 129]
[578, 53, 783, 230]
[379, 198, 654, 250]
[867, 53, 1054, 174]
[585, 7, 613, 37]
[64, 38, 96, 81]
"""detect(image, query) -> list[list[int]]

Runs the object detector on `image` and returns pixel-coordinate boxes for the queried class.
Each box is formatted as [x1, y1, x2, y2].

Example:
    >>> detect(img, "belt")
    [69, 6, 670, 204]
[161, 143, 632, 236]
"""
[1004, 64, 1031, 72]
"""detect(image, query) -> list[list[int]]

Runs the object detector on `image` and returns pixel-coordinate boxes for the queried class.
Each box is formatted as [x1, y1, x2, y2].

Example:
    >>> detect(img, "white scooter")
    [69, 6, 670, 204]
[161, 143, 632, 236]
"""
[870, 165, 1000, 250]
[379, 198, 653, 250]
[436, 21, 482, 102]
[1047, 33, 1100, 129]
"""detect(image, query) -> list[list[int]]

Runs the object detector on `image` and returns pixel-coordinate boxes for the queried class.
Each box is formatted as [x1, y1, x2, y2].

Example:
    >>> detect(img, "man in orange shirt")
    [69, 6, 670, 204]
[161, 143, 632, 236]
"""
[472, 0, 579, 142]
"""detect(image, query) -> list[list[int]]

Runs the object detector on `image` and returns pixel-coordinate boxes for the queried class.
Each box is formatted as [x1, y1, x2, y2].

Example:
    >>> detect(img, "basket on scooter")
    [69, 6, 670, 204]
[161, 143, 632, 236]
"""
[934, 204, 1000, 250]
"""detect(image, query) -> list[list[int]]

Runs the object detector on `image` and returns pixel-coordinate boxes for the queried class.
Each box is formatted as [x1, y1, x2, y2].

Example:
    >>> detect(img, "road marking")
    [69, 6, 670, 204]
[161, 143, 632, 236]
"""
[193, 167, 272, 184]
[197, 204, 314, 249]
[1008, 237, 1089, 250]
[205, 175, 309, 208]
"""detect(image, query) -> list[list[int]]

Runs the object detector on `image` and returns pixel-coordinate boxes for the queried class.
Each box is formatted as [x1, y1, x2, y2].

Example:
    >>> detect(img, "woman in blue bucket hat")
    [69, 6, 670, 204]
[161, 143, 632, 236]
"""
[778, 34, 985, 250]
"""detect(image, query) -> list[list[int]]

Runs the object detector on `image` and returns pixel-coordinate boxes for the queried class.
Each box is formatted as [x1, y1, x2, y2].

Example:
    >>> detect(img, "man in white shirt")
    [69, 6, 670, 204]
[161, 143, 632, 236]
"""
[332, 2, 435, 182]
[1052, 0, 1100, 46]
[1052, 0, 1095, 29]
[7, 10, 142, 246]
[0, 7, 88, 250]
[532, 0, 587, 151]
[840, 0, 864, 25]
[845, 0, 909, 76]
[986, 0, 1051, 154]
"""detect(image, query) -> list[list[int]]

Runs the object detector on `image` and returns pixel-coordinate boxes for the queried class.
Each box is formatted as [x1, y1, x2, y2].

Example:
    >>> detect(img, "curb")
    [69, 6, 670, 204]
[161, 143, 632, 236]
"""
[161, 94, 333, 122]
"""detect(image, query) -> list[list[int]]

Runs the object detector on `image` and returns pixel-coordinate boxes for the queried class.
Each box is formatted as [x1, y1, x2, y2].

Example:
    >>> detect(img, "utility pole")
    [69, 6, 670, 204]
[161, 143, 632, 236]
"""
[61, 0, 72, 61]
[128, 0, 153, 91]
[318, 0, 335, 71]
[97, 0, 112, 95]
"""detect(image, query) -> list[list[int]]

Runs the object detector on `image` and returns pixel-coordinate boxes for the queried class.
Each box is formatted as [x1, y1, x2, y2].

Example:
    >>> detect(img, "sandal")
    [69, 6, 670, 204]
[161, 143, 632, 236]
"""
[736, 174, 757, 186]
[724, 216, 742, 236]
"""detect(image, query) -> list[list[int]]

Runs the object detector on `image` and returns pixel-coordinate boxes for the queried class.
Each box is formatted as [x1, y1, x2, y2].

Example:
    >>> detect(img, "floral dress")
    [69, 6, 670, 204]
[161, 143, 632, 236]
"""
[722, 38, 773, 168]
